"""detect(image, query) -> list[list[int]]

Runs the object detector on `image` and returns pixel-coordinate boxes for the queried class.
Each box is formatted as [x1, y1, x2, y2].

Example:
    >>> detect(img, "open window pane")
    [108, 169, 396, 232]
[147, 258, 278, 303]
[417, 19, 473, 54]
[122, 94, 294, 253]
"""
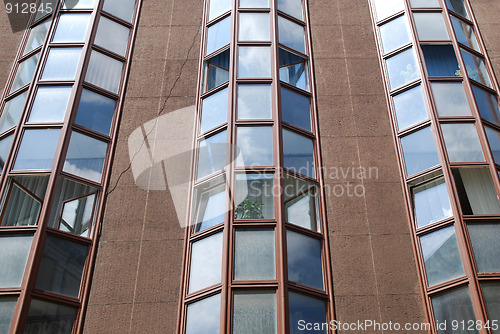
[481, 282, 500, 332]
[63, 132, 108, 183]
[102, 0, 136, 22]
[186, 294, 220, 334]
[278, 0, 303, 20]
[11, 53, 39, 93]
[236, 126, 273, 167]
[197, 130, 227, 180]
[239, 47, 271, 78]
[379, 15, 411, 54]
[422, 45, 460, 77]
[14, 129, 60, 170]
[472, 85, 500, 125]
[0, 235, 32, 287]
[279, 48, 308, 91]
[53, 13, 90, 43]
[202, 88, 228, 132]
[233, 291, 277, 334]
[64, 0, 97, 9]
[410, 0, 439, 7]
[281, 87, 311, 131]
[42, 48, 82, 81]
[235, 173, 274, 219]
[207, 16, 231, 55]
[452, 168, 500, 215]
[204, 49, 230, 92]
[235, 229, 275, 280]
[208, 0, 230, 20]
[0, 297, 17, 333]
[283, 174, 320, 232]
[278, 16, 305, 54]
[283, 129, 315, 178]
[1, 176, 49, 227]
[373, 0, 404, 21]
[442, 123, 484, 162]
[401, 126, 439, 176]
[461, 49, 491, 87]
[432, 287, 478, 334]
[29, 86, 72, 123]
[420, 225, 464, 286]
[468, 223, 500, 273]
[485, 127, 500, 163]
[386, 48, 419, 90]
[287, 230, 323, 289]
[0, 91, 27, 134]
[85, 51, 123, 94]
[237, 84, 271, 120]
[193, 177, 226, 232]
[393, 85, 428, 130]
[239, 13, 270, 42]
[75, 89, 116, 135]
[451, 17, 479, 51]
[189, 232, 223, 293]
[414, 13, 449, 41]
[289, 292, 326, 334]
[240, 0, 268, 8]
[25, 299, 77, 334]
[412, 176, 452, 228]
[431, 82, 471, 117]
[24, 20, 51, 55]
[0, 134, 14, 173]
[445, 0, 469, 19]
[48, 178, 98, 237]
[36, 235, 88, 298]
[95, 17, 130, 57]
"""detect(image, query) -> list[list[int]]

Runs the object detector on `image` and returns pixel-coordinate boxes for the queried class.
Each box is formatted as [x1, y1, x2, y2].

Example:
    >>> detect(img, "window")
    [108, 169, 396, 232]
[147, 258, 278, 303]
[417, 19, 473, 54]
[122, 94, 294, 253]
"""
[401, 126, 439, 176]
[0, 91, 27, 133]
[0, 134, 13, 173]
[283, 174, 320, 232]
[53, 13, 91, 43]
[63, 0, 97, 9]
[14, 129, 61, 170]
[420, 226, 465, 286]
[278, 16, 305, 54]
[238, 84, 272, 120]
[185, 294, 221, 334]
[431, 82, 471, 117]
[63, 132, 108, 183]
[385, 48, 419, 90]
[192, 178, 226, 232]
[431, 287, 478, 334]
[445, 0, 468, 19]
[75, 89, 116, 135]
[485, 126, 500, 163]
[481, 282, 500, 330]
[24, 299, 77, 334]
[102, 0, 136, 23]
[24, 20, 51, 55]
[42, 48, 82, 81]
[410, 0, 439, 7]
[461, 49, 491, 87]
[204, 49, 230, 92]
[233, 291, 277, 334]
[468, 223, 500, 273]
[95, 17, 130, 57]
[208, 0, 231, 21]
[278, 0, 303, 20]
[0, 297, 17, 333]
[372, 0, 404, 21]
[189, 232, 223, 293]
[234, 173, 274, 219]
[441, 123, 484, 162]
[451, 16, 479, 51]
[279, 48, 308, 91]
[85, 51, 124, 94]
[207, 17, 231, 54]
[414, 13, 449, 41]
[421, 45, 460, 77]
[238, 47, 271, 78]
[10, 53, 39, 93]
[239, 13, 270, 42]
[393, 85, 428, 130]
[234, 229, 275, 280]
[379, 15, 411, 54]
[281, 87, 311, 131]
[240, 0, 268, 8]
[236, 127, 273, 167]
[197, 130, 227, 179]
[452, 168, 500, 215]
[412, 176, 452, 228]
[35, 0, 57, 21]
[472, 85, 500, 125]
[29, 86, 72, 123]
[287, 230, 323, 290]
[288, 292, 326, 334]
[202, 88, 228, 131]
[0, 234, 32, 287]
[283, 129, 315, 178]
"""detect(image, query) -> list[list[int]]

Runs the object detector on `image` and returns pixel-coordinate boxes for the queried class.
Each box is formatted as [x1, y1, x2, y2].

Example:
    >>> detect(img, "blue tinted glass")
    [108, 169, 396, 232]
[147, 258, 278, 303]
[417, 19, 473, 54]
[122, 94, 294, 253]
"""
[386, 48, 419, 89]
[205, 49, 230, 91]
[410, 0, 439, 7]
[401, 127, 439, 176]
[431, 82, 471, 117]
[442, 124, 484, 162]
[42, 48, 82, 81]
[283, 129, 315, 178]
[278, 16, 305, 54]
[0, 91, 27, 134]
[413, 177, 452, 228]
[14, 129, 60, 170]
[208, 0, 230, 20]
[0, 134, 14, 173]
[379, 15, 411, 54]
[281, 87, 311, 131]
[189, 232, 223, 293]
[485, 127, 500, 163]
[85, 51, 123, 94]
[472, 85, 500, 125]
[197, 131, 227, 179]
[461, 49, 491, 87]
[186, 294, 220, 334]
[95, 17, 130, 57]
[236, 127, 273, 166]
[239, 13, 270, 42]
[10, 53, 39, 93]
[414, 13, 449, 41]
[53, 13, 91, 43]
[287, 230, 323, 289]
[201, 88, 228, 131]
[279, 48, 308, 91]
[451, 16, 479, 51]
[445, 0, 468, 19]
[75, 89, 116, 135]
[29, 86, 72, 123]
[194, 181, 226, 232]
[239, 47, 271, 78]
[240, 0, 268, 8]
[422, 45, 460, 77]
[238, 84, 271, 120]
[289, 292, 326, 334]
[24, 19, 51, 55]
[278, 0, 303, 20]
[393, 86, 428, 130]
[206, 17, 231, 55]
[102, 0, 136, 22]
[64, 0, 97, 8]
[63, 132, 108, 183]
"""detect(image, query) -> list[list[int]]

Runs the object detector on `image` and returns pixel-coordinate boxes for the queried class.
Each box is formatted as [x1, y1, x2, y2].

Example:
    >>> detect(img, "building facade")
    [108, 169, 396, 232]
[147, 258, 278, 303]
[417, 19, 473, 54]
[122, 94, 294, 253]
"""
[0, 0, 499, 333]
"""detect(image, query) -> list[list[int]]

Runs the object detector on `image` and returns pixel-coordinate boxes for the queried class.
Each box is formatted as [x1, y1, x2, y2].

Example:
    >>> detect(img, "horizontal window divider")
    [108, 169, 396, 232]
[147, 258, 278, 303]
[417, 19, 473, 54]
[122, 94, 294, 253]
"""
[71, 126, 111, 143]
[383, 44, 414, 60]
[448, 11, 474, 26]
[193, 171, 227, 187]
[34, 82, 75, 89]
[58, 9, 94, 14]
[236, 78, 273, 84]
[407, 168, 444, 186]
[0, 128, 16, 141]
[233, 167, 275, 173]
[9, 84, 31, 97]
[276, 10, 306, 25]
[47, 43, 86, 48]
[278, 44, 308, 59]
[59, 171, 102, 188]
[34, 14, 52, 25]
[0, 290, 21, 296]
[189, 224, 224, 242]
[184, 287, 223, 304]
[204, 45, 231, 60]
[30, 290, 81, 308]
[284, 223, 323, 239]
[20, 124, 63, 130]
[447, 162, 490, 167]
[286, 283, 329, 300]
[458, 45, 484, 58]
[20, 48, 42, 62]
[200, 83, 230, 99]
[80, 82, 119, 100]
[426, 277, 469, 295]
[46, 228, 93, 245]
[232, 220, 277, 227]
[99, 12, 134, 29]
[397, 119, 433, 136]
[196, 125, 228, 141]
[185, 283, 224, 300]
[376, 10, 406, 25]
[0, 227, 37, 235]
[238, 8, 271, 13]
[477, 275, 500, 281]
[427, 77, 464, 83]
[279, 82, 311, 97]
[234, 119, 274, 125]
[206, 12, 232, 28]
[3, 86, 30, 102]
[437, 116, 477, 122]
[415, 219, 455, 237]
[281, 123, 315, 138]
[237, 41, 272, 47]
[410, 8, 443, 13]
[91, 45, 126, 62]
[230, 282, 279, 289]
[283, 168, 317, 183]
[462, 214, 500, 220]
[389, 79, 423, 96]
[468, 79, 494, 92]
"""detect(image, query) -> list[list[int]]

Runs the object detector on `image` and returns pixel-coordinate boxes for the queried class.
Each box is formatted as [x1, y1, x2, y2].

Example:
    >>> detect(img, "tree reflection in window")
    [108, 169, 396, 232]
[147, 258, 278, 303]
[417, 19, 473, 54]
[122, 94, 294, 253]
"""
[279, 48, 308, 91]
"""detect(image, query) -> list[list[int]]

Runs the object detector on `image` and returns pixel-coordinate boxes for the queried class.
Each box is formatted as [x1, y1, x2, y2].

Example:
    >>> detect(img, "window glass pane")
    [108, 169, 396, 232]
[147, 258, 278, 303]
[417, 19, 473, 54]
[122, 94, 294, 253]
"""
[0, 91, 27, 134]
[236, 127, 273, 167]
[486, 127, 500, 163]
[445, 0, 469, 19]
[42, 48, 82, 81]
[412, 176, 452, 228]
[207, 16, 231, 55]
[379, 15, 411, 54]
[278, 16, 305, 54]
[24, 19, 51, 55]
[283, 129, 315, 178]
[204, 49, 230, 92]
[451, 17, 479, 51]
[472, 85, 500, 125]
[468, 223, 500, 273]
[442, 123, 484, 162]
[63, 132, 108, 183]
[189, 232, 223, 293]
[386, 48, 419, 90]
[29, 86, 72, 123]
[281, 87, 311, 131]
[481, 282, 500, 331]
[14, 129, 60, 170]
[53, 13, 90, 43]
[202, 88, 228, 132]
[95, 17, 130, 57]
[238, 84, 271, 120]
[1, 176, 49, 227]
[235, 229, 275, 280]
[235, 173, 274, 219]
[279, 48, 308, 91]
[239, 13, 270, 42]
[193, 181, 226, 232]
[410, 0, 439, 7]
[48, 178, 98, 237]
[64, 0, 97, 9]
[239, 47, 271, 78]
[431, 82, 471, 117]
[0, 235, 32, 287]
[452, 168, 500, 215]
[11, 53, 39, 93]
[75, 89, 116, 135]
[25, 299, 77, 334]
[289, 292, 326, 334]
[186, 294, 220, 334]
[0, 297, 17, 333]
[278, 0, 303, 20]
[85, 51, 123, 94]
[401, 127, 439, 176]
[36, 235, 88, 298]
[197, 131, 227, 179]
[420, 226, 464, 286]
[431, 287, 477, 334]
[461, 49, 491, 87]
[414, 13, 449, 41]
[283, 174, 320, 231]
[34, 0, 57, 21]
[373, 0, 404, 21]
[233, 291, 277, 334]
[209, 0, 230, 21]
[393, 86, 428, 130]
[0, 134, 14, 173]
[240, 0, 268, 8]
[422, 45, 460, 77]
[102, 0, 136, 23]
[287, 230, 323, 289]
